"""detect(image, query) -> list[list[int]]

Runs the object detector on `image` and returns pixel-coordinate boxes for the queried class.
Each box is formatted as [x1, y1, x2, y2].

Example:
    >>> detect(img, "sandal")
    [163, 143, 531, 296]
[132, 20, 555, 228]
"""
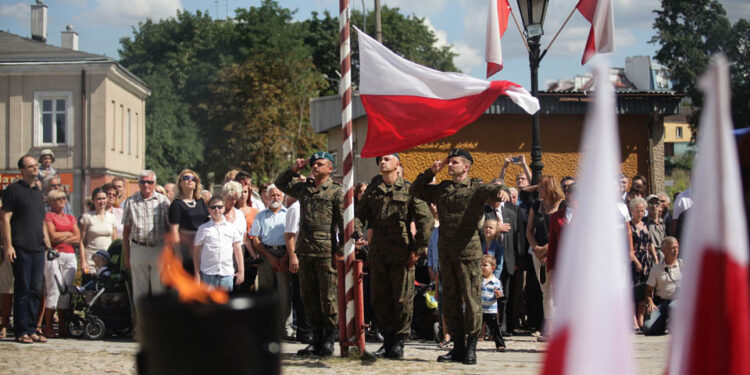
[29, 333, 47, 343]
[15, 334, 33, 344]
[438, 339, 453, 349]
[496, 346, 507, 352]
[0, 327, 6, 339]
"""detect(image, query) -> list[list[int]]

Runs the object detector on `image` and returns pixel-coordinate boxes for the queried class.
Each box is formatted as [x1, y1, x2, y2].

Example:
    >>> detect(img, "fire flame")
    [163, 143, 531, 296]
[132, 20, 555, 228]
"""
[159, 243, 229, 304]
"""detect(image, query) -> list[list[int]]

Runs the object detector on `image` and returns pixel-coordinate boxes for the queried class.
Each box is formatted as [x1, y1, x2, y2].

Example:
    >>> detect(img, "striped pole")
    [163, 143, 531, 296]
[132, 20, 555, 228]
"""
[338, 0, 360, 355]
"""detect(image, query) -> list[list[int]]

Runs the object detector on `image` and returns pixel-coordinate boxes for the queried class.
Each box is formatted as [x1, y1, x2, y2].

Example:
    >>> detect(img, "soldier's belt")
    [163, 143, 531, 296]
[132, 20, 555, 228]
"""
[303, 224, 331, 232]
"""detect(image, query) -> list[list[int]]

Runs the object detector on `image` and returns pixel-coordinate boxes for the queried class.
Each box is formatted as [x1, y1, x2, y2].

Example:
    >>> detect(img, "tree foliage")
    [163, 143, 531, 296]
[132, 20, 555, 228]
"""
[650, 0, 749, 130]
[118, 1, 459, 183]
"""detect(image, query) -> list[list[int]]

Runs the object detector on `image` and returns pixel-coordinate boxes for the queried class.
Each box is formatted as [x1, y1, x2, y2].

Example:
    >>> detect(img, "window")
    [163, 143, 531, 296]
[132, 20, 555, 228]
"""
[127, 109, 132, 155]
[676, 126, 683, 139]
[34, 91, 73, 146]
[111, 101, 116, 151]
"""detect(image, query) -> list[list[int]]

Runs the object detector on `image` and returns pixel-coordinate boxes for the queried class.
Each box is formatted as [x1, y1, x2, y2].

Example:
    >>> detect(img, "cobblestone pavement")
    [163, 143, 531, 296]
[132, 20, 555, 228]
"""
[0, 333, 668, 374]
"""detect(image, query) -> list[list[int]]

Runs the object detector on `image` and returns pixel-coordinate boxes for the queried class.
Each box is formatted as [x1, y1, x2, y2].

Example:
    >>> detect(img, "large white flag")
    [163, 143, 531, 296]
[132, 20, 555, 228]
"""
[485, 0, 510, 77]
[541, 62, 634, 375]
[667, 54, 750, 375]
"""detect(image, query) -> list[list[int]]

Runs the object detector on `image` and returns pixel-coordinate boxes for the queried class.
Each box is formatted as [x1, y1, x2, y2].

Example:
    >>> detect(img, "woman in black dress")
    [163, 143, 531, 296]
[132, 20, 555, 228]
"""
[169, 169, 209, 274]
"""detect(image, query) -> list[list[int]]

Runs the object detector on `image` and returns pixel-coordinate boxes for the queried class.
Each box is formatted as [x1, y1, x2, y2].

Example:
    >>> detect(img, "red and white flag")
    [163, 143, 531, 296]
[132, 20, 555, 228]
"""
[541, 62, 634, 375]
[357, 29, 539, 158]
[667, 54, 750, 375]
[576, 0, 614, 65]
[485, 0, 510, 77]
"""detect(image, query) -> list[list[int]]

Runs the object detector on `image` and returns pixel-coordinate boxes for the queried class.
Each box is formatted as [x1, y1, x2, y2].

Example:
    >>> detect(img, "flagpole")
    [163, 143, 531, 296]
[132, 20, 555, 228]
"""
[509, 7, 531, 53]
[539, 6, 577, 61]
[338, 0, 363, 357]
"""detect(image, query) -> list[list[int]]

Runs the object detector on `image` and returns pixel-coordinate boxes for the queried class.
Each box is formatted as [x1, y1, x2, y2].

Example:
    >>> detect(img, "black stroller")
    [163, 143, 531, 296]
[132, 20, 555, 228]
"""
[59, 240, 134, 339]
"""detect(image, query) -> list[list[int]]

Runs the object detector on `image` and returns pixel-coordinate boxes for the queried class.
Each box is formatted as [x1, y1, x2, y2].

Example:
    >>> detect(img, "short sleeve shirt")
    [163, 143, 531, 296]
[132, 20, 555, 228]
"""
[45, 212, 76, 253]
[249, 207, 287, 247]
[646, 259, 682, 300]
[168, 199, 209, 231]
[284, 202, 300, 236]
[2, 180, 45, 251]
[121, 191, 170, 245]
[195, 218, 241, 276]
[481, 275, 502, 314]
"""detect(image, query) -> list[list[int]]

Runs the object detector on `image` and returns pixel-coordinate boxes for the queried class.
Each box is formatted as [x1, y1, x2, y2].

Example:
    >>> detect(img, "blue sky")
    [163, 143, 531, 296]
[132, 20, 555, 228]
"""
[1, 0, 748, 88]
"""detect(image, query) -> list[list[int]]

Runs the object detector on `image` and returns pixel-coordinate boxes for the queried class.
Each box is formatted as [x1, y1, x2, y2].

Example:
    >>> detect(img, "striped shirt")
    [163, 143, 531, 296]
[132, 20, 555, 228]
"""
[121, 191, 170, 246]
[481, 275, 502, 314]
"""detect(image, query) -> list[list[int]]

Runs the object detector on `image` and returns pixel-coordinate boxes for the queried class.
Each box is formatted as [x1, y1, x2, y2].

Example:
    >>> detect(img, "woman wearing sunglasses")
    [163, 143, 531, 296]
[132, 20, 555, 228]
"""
[168, 169, 209, 274]
[193, 196, 244, 290]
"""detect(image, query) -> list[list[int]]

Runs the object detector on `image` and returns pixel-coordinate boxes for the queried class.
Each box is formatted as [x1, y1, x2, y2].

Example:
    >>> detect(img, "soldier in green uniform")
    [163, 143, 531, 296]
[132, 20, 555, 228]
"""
[354, 154, 433, 359]
[275, 152, 343, 357]
[411, 149, 509, 365]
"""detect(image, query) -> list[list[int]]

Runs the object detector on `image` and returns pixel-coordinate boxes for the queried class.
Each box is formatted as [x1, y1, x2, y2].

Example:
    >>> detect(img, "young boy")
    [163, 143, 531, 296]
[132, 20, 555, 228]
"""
[193, 196, 244, 291]
[481, 254, 506, 352]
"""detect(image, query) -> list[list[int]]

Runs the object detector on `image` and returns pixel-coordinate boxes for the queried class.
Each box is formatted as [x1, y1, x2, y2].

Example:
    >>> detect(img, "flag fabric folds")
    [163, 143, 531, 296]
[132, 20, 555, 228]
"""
[356, 28, 539, 158]
[667, 54, 750, 375]
[576, 0, 614, 65]
[485, 0, 510, 78]
[540, 62, 634, 375]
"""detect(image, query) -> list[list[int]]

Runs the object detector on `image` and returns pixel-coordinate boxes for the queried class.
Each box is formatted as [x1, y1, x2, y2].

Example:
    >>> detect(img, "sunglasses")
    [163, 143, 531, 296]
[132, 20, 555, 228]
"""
[106, 192, 117, 197]
[209, 205, 225, 210]
[49, 184, 61, 188]
[181, 175, 197, 182]
[139, 180, 155, 185]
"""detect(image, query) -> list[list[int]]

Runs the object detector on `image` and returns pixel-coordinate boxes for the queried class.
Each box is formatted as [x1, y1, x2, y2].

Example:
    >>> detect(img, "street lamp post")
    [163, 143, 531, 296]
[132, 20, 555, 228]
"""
[516, 0, 549, 184]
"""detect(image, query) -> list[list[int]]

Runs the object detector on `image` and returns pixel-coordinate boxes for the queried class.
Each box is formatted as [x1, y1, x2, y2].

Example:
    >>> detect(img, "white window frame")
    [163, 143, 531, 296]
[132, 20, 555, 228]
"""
[33, 91, 74, 147]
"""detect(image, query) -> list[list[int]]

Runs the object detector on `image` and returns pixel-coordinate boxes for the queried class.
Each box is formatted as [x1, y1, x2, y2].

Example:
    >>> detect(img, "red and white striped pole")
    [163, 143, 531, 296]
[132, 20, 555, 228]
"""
[338, 0, 363, 356]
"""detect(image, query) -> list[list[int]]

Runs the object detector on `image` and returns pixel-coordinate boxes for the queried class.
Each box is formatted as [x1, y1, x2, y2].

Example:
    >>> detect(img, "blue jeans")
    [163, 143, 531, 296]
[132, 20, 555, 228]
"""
[12, 248, 45, 336]
[200, 272, 234, 292]
[643, 297, 673, 335]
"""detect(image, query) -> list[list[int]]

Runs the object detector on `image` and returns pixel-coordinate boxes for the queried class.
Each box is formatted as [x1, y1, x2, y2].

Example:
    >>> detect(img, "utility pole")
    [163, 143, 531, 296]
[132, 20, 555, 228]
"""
[374, 0, 382, 42]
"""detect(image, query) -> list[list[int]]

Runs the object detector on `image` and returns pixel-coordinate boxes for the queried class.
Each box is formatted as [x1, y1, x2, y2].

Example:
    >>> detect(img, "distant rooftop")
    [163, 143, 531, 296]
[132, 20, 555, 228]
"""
[0, 30, 110, 63]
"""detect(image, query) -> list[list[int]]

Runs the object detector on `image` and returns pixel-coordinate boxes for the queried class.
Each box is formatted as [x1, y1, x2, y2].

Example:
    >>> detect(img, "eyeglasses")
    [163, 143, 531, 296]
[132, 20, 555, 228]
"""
[181, 175, 197, 182]
[49, 184, 61, 188]
[106, 192, 117, 197]
[659, 199, 667, 203]
[139, 180, 155, 185]
[209, 205, 225, 210]
[55, 197, 67, 201]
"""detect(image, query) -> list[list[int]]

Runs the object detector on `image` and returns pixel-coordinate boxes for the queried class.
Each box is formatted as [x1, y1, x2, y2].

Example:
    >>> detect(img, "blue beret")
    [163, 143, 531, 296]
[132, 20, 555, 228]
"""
[309, 151, 335, 165]
[375, 153, 399, 165]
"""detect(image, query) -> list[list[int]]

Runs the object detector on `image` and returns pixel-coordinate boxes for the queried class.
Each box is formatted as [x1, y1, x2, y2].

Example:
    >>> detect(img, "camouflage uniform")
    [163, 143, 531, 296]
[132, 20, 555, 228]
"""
[354, 175, 432, 353]
[275, 168, 343, 350]
[411, 169, 507, 340]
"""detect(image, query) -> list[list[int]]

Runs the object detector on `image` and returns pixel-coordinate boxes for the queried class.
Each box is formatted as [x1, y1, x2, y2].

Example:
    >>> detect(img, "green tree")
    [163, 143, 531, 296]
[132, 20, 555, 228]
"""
[650, 0, 749, 130]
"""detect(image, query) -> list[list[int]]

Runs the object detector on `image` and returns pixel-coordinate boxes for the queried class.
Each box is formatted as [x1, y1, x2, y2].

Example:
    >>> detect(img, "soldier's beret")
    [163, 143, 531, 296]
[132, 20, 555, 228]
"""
[448, 148, 473, 164]
[309, 151, 335, 165]
[375, 153, 399, 165]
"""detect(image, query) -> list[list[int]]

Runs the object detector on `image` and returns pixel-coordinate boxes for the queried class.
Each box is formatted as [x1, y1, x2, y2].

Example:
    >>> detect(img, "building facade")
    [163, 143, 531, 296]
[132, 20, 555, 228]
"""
[0, 14, 149, 215]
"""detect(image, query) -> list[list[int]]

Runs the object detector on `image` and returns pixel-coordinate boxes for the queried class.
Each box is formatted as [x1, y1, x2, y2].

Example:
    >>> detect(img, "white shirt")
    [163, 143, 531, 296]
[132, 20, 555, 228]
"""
[646, 259, 682, 300]
[285, 201, 300, 239]
[672, 187, 693, 219]
[195, 218, 241, 276]
[225, 207, 247, 240]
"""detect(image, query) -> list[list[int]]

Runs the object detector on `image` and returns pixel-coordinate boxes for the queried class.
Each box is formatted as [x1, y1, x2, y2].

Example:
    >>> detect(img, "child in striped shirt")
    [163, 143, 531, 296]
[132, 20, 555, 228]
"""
[481, 254, 506, 351]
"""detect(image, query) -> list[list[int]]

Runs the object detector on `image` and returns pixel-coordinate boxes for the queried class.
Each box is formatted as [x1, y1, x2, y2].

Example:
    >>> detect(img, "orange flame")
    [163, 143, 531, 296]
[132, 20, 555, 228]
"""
[159, 242, 229, 304]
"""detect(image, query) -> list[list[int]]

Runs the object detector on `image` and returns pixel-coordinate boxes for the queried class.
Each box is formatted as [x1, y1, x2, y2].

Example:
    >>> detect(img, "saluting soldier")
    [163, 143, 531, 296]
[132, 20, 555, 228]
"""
[275, 152, 343, 357]
[354, 154, 433, 359]
[411, 149, 510, 365]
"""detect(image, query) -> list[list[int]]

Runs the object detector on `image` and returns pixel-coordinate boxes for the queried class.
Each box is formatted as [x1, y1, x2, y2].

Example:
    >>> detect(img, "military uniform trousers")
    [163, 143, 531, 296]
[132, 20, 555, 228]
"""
[369, 258, 415, 337]
[298, 255, 337, 333]
[439, 256, 483, 337]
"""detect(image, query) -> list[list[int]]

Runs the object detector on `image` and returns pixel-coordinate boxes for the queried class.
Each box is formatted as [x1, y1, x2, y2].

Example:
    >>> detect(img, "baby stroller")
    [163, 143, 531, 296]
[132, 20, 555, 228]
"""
[411, 280, 438, 341]
[60, 240, 134, 339]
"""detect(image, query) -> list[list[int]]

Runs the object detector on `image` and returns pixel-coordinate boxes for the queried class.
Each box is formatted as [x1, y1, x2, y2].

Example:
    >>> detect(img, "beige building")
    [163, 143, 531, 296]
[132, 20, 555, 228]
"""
[0, 4, 149, 214]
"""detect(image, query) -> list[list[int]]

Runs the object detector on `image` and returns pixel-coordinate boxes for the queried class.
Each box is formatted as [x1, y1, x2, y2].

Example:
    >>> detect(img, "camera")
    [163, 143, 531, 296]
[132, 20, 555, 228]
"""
[510, 156, 521, 164]
[46, 248, 60, 261]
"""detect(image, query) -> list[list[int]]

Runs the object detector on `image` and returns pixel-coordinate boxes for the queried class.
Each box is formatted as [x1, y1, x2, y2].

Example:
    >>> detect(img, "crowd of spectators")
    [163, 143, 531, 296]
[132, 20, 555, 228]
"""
[0, 149, 687, 351]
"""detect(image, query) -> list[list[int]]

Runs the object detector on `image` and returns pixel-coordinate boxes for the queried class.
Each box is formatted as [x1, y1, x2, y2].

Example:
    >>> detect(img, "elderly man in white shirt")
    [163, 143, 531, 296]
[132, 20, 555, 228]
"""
[193, 196, 244, 291]
[250, 184, 293, 338]
[642, 236, 682, 335]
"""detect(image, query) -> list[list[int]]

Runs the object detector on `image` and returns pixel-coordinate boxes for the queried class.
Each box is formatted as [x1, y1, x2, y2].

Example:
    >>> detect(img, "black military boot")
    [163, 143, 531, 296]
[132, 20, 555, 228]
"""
[297, 330, 321, 356]
[463, 335, 478, 365]
[437, 336, 465, 362]
[374, 335, 392, 358]
[386, 334, 406, 359]
[315, 330, 335, 357]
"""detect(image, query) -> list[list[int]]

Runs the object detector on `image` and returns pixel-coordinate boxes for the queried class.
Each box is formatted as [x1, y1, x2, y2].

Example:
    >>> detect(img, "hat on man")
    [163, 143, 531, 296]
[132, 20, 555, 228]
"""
[375, 153, 399, 165]
[93, 250, 111, 263]
[309, 151, 335, 165]
[646, 194, 660, 204]
[40, 149, 55, 162]
[448, 148, 473, 164]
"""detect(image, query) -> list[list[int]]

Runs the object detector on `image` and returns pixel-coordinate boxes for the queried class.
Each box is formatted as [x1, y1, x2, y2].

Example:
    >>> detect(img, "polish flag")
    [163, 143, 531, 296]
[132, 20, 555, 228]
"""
[485, 0, 511, 77]
[541, 62, 634, 375]
[356, 28, 539, 158]
[667, 54, 750, 375]
[576, 0, 614, 65]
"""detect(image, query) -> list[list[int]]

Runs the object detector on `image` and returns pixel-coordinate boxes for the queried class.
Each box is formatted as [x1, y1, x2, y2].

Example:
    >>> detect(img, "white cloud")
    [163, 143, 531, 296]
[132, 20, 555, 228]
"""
[76, 0, 182, 26]
[423, 16, 483, 74]
[60, 0, 88, 6]
[0, 2, 30, 25]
